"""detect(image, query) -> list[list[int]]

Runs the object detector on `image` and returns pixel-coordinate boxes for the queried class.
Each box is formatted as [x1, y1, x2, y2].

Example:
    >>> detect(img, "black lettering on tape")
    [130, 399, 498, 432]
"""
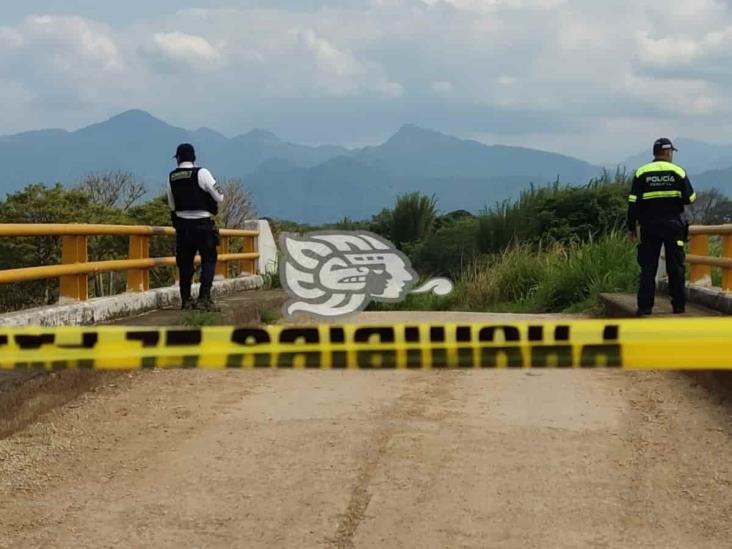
[331, 351, 348, 369]
[226, 353, 271, 368]
[430, 327, 446, 343]
[405, 327, 420, 343]
[603, 326, 620, 341]
[480, 347, 524, 368]
[279, 328, 321, 368]
[354, 327, 397, 369]
[15, 334, 54, 350]
[431, 348, 448, 368]
[531, 346, 573, 368]
[0, 335, 9, 347]
[528, 326, 543, 342]
[458, 348, 474, 368]
[354, 327, 396, 344]
[406, 349, 422, 369]
[141, 357, 157, 369]
[456, 326, 471, 343]
[57, 333, 98, 349]
[231, 328, 271, 346]
[580, 345, 622, 368]
[330, 327, 346, 344]
[127, 331, 160, 348]
[555, 326, 570, 341]
[166, 330, 202, 346]
[479, 326, 521, 343]
[357, 350, 397, 369]
[181, 356, 199, 368]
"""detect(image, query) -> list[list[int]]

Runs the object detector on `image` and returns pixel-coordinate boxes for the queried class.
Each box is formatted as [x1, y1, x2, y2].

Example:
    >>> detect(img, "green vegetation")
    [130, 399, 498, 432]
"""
[454, 233, 638, 314]
[2, 166, 726, 315]
[181, 310, 223, 327]
[259, 307, 280, 325]
[368, 171, 642, 314]
[0, 173, 254, 314]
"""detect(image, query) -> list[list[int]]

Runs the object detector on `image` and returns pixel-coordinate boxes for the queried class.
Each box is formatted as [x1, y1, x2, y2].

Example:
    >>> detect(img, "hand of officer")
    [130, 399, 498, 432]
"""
[628, 230, 637, 242]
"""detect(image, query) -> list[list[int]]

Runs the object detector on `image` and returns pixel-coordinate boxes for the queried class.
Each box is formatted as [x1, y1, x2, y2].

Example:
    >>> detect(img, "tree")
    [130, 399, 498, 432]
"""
[217, 178, 256, 229]
[77, 171, 147, 211]
[407, 216, 480, 277]
[686, 188, 732, 224]
[389, 192, 438, 249]
[0, 184, 96, 311]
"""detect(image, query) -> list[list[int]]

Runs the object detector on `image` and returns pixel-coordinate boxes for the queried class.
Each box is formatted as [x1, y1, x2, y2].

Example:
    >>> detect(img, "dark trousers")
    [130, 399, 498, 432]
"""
[637, 219, 686, 311]
[175, 218, 219, 303]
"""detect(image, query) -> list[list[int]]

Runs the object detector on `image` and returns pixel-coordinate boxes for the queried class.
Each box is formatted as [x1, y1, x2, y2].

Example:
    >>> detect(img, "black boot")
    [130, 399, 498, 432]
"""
[196, 294, 221, 312]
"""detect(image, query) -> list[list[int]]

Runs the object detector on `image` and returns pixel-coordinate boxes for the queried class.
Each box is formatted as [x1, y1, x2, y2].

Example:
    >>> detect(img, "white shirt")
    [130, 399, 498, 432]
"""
[167, 162, 224, 219]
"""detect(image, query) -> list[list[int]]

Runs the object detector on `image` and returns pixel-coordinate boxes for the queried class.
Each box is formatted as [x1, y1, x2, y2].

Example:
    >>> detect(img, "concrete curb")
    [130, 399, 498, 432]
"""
[683, 284, 732, 315]
[0, 275, 263, 327]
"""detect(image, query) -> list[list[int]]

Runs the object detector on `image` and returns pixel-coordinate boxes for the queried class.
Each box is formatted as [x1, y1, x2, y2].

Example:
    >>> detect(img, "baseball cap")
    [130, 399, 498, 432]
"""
[174, 143, 196, 159]
[653, 138, 678, 155]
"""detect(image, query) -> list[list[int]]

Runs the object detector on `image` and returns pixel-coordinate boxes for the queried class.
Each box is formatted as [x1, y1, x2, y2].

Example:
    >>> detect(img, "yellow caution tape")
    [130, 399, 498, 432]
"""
[1, 319, 732, 370]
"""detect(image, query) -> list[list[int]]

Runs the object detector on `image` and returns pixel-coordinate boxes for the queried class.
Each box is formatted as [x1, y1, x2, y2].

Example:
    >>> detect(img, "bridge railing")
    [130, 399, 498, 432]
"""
[687, 224, 732, 291]
[0, 223, 260, 302]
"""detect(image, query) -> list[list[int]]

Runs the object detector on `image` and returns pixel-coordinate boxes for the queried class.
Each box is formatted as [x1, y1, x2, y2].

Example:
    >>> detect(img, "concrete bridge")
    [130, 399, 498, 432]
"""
[1, 221, 732, 548]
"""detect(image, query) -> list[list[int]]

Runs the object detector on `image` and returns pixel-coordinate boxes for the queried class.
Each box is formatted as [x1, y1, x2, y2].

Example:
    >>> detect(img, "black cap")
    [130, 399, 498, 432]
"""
[653, 138, 678, 155]
[174, 143, 196, 162]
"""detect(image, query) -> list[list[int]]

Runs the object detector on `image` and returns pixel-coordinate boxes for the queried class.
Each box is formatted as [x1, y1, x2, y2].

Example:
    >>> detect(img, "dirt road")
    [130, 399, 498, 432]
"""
[1, 314, 732, 548]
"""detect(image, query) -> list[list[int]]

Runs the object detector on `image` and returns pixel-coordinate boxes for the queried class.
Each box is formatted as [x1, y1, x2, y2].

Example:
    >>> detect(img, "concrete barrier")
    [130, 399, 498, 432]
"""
[0, 275, 263, 328]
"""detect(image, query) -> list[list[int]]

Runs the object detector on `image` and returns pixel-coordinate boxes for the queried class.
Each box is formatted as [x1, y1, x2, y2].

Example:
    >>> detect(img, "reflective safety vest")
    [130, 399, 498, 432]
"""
[627, 161, 696, 230]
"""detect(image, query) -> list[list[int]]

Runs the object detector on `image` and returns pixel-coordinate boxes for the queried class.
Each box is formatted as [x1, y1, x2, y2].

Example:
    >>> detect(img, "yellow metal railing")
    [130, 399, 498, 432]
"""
[687, 224, 732, 291]
[0, 223, 259, 302]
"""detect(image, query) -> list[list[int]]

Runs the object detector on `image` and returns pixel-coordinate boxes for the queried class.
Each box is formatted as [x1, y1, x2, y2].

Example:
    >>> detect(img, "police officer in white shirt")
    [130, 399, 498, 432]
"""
[168, 143, 224, 311]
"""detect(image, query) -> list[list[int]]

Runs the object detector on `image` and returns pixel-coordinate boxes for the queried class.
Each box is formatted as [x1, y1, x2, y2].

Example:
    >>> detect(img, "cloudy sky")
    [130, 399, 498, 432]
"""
[2, 0, 732, 163]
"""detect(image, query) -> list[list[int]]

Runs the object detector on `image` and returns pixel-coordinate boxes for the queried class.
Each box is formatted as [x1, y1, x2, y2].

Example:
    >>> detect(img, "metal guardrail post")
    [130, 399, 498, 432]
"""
[216, 236, 230, 279]
[243, 235, 257, 275]
[723, 236, 732, 292]
[127, 235, 150, 292]
[59, 235, 88, 302]
[689, 234, 711, 285]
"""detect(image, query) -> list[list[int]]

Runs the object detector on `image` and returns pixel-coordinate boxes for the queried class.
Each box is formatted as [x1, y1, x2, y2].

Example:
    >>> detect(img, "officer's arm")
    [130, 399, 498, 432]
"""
[166, 186, 178, 226]
[199, 169, 224, 203]
[627, 175, 641, 233]
[682, 176, 697, 205]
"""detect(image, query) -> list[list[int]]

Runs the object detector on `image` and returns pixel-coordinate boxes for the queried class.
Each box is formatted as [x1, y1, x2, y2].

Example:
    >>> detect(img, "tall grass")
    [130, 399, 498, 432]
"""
[369, 232, 638, 314]
[456, 232, 638, 313]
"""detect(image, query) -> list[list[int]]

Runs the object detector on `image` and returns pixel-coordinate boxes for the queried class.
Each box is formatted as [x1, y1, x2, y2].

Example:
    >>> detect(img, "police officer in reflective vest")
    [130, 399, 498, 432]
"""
[167, 143, 224, 311]
[628, 138, 696, 316]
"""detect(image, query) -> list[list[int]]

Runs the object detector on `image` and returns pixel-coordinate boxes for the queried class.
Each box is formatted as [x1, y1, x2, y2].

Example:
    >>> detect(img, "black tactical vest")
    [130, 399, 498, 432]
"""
[169, 167, 217, 213]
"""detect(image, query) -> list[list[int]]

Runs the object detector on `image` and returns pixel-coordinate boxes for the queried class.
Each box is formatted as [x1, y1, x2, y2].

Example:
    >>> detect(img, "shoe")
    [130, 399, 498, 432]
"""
[635, 309, 652, 317]
[181, 299, 197, 311]
[196, 297, 221, 312]
[673, 307, 685, 314]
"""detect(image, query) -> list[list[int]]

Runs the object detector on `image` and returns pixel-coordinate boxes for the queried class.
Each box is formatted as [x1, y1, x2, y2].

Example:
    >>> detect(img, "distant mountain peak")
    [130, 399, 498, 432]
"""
[382, 124, 461, 149]
[240, 128, 281, 143]
[107, 109, 161, 124]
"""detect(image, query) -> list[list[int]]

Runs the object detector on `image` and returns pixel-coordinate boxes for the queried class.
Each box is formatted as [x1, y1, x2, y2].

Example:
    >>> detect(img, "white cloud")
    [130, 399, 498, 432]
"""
[24, 15, 123, 72]
[6, 1, 732, 161]
[152, 32, 226, 71]
[0, 27, 24, 48]
[431, 81, 453, 94]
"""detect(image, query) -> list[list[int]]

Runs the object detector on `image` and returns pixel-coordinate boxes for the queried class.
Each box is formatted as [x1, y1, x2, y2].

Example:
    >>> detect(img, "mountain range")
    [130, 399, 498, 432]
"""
[1, 110, 731, 222]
